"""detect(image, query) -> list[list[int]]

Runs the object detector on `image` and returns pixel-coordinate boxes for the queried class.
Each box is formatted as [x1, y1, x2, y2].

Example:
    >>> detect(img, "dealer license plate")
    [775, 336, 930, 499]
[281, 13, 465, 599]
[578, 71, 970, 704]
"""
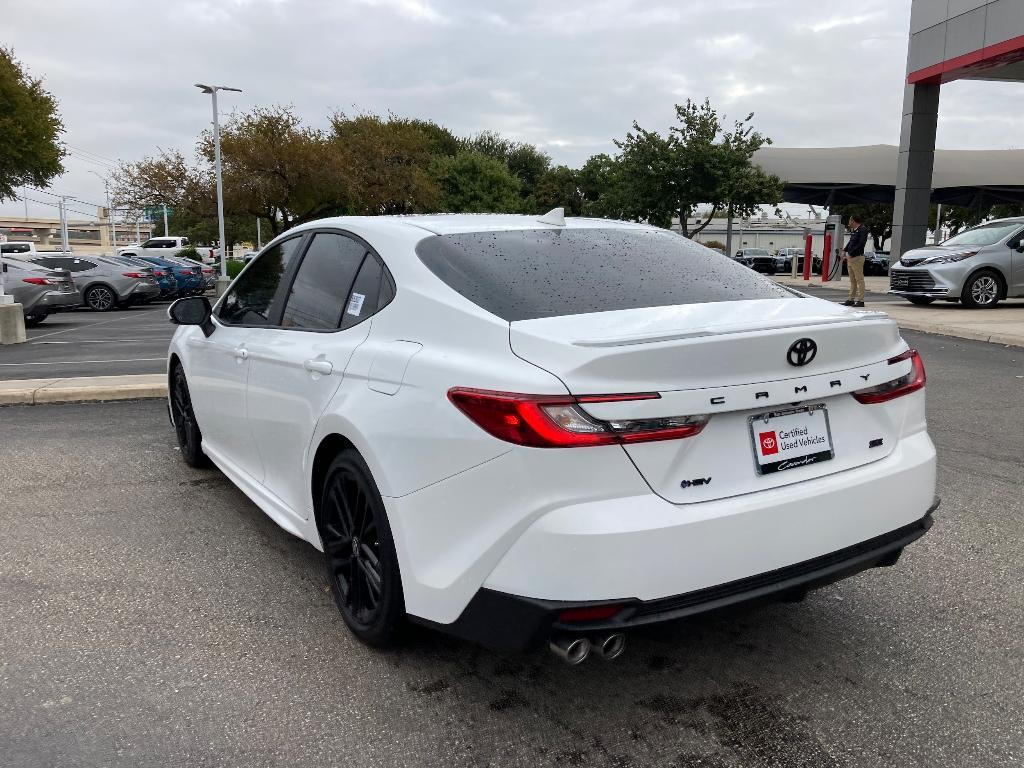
[749, 405, 834, 475]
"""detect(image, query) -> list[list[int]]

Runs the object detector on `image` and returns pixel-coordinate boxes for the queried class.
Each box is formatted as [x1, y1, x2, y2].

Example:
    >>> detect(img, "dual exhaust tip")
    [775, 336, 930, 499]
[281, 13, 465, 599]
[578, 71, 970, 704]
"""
[549, 633, 626, 665]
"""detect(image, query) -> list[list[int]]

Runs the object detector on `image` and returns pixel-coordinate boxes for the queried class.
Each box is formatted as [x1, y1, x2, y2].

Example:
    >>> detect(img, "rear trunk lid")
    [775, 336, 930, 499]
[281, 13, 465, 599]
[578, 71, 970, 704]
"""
[510, 297, 910, 504]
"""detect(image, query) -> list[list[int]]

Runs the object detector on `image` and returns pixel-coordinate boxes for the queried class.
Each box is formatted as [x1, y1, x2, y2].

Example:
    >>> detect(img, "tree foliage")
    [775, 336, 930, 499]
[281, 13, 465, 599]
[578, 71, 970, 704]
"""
[430, 151, 522, 213]
[112, 100, 784, 245]
[591, 99, 782, 234]
[0, 48, 65, 200]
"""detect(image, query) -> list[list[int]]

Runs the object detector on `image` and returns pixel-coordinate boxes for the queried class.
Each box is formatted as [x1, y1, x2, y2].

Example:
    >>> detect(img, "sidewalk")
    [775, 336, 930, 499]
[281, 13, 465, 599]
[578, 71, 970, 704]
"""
[774, 274, 1024, 347]
[0, 374, 166, 406]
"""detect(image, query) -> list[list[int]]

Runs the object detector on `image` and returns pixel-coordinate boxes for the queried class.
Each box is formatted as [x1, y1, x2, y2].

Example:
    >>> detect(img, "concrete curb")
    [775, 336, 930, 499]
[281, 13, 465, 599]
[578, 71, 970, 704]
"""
[0, 374, 167, 406]
[771, 276, 1024, 348]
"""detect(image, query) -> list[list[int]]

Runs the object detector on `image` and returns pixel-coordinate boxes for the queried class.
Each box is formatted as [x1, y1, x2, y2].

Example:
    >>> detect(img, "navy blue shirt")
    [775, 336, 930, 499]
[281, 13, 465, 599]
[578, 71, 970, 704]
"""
[844, 224, 869, 257]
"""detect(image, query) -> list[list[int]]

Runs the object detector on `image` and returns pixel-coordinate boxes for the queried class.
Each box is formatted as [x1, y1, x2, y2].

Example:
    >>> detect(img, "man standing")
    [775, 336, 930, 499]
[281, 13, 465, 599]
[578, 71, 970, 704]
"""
[841, 214, 870, 307]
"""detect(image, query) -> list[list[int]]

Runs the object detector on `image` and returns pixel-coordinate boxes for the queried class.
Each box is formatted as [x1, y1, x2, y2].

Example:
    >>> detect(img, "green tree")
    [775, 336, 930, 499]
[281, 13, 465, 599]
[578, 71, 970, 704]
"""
[329, 113, 442, 214]
[577, 153, 622, 217]
[943, 202, 1024, 235]
[0, 48, 65, 200]
[534, 165, 582, 215]
[601, 99, 782, 233]
[463, 131, 551, 210]
[430, 151, 522, 212]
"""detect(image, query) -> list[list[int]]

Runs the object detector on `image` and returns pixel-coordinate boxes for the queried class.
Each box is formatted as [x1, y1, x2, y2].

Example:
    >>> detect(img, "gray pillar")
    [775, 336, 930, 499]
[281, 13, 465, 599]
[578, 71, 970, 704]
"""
[892, 82, 939, 258]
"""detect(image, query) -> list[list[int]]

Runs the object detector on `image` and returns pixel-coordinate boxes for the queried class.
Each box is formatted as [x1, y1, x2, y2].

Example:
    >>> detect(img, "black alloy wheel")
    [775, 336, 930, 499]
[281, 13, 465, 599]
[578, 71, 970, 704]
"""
[170, 365, 210, 468]
[85, 285, 117, 311]
[321, 450, 404, 646]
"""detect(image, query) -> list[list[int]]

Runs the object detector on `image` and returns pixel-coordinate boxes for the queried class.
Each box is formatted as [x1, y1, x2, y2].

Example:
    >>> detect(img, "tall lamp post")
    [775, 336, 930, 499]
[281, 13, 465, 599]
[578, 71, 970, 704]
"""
[195, 83, 241, 296]
[89, 170, 116, 254]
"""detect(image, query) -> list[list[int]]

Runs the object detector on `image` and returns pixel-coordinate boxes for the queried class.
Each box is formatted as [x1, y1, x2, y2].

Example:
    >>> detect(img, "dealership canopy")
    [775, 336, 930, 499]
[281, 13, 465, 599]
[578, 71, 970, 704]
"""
[753, 144, 1024, 208]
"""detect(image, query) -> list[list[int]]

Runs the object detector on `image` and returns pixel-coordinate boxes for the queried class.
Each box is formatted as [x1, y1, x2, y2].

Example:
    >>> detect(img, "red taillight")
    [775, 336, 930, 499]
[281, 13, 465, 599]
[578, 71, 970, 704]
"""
[852, 349, 926, 404]
[122, 272, 147, 278]
[558, 605, 624, 623]
[22, 277, 56, 285]
[447, 388, 709, 448]
[153, 270, 166, 277]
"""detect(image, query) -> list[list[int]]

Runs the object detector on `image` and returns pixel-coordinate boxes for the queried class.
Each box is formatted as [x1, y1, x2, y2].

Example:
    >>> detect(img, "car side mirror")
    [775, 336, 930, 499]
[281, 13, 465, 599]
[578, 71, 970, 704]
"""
[168, 296, 214, 337]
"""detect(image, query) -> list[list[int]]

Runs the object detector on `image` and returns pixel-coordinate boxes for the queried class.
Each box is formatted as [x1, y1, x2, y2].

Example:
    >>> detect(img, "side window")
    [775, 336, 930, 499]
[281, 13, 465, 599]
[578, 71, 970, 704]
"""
[217, 237, 302, 325]
[68, 260, 97, 272]
[280, 233, 365, 330]
[141, 240, 157, 249]
[32, 257, 62, 269]
[340, 254, 384, 330]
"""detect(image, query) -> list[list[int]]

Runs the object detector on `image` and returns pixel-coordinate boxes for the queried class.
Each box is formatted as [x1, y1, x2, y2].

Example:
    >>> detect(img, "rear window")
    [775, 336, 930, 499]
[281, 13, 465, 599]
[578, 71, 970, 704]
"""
[415, 228, 794, 322]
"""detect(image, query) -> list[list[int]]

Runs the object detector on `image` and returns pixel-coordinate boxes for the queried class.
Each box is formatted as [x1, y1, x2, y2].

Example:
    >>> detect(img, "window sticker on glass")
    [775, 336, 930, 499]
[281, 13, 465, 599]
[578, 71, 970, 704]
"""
[346, 292, 366, 317]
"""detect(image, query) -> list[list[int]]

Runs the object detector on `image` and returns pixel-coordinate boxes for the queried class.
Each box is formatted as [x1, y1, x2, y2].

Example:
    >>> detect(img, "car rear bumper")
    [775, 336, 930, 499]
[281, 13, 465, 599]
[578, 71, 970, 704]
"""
[424, 508, 935, 652]
[28, 290, 81, 313]
[123, 282, 161, 301]
[395, 423, 936, 647]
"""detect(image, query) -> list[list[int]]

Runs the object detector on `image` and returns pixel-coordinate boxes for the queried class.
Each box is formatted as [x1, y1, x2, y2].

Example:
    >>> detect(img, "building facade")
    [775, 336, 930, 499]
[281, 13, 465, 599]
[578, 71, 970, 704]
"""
[894, 0, 1024, 255]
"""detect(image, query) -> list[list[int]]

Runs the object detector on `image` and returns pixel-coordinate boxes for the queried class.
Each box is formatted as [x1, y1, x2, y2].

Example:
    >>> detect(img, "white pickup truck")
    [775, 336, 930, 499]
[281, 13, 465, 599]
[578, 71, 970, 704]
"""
[118, 236, 216, 264]
[0, 241, 40, 256]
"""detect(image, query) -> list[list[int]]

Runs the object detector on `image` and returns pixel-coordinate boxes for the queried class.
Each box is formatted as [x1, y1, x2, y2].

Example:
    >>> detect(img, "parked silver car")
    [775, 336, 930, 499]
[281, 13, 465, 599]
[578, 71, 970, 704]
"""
[891, 218, 1024, 308]
[26, 254, 161, 311]
[1, 257, 80, 325]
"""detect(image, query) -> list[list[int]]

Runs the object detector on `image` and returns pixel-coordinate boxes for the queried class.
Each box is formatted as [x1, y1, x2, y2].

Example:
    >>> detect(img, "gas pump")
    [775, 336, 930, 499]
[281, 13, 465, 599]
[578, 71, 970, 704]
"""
[822, 214, 844, 283]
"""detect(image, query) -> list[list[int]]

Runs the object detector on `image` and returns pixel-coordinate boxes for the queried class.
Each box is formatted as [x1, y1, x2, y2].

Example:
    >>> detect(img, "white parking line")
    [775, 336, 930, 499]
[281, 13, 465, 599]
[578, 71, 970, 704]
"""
[27, 313, 150, 341]
[33, 339, 168, 345]
[0, 357, 167, 367]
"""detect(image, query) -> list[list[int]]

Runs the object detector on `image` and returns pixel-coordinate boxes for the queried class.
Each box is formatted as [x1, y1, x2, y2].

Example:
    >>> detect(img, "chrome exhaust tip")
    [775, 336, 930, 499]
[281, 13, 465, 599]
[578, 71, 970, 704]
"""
[549, 635, 591, 665]
[593, 633, 626, 660]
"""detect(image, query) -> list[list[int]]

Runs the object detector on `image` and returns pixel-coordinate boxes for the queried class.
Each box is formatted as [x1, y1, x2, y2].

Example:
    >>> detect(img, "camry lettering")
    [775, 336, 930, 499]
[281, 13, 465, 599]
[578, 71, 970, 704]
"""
[861, 374, 871, 381]
[755, 391, 769, 400]
[794, 385, 807, 394]
[830, 380, 842, 388]
[710, 396, 726, 405]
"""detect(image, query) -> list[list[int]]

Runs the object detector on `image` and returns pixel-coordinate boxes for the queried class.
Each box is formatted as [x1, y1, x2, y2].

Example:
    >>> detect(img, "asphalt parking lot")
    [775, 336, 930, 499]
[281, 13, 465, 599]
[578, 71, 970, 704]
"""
[1, 330, 1021, 767]
[0, 302, 175, 380]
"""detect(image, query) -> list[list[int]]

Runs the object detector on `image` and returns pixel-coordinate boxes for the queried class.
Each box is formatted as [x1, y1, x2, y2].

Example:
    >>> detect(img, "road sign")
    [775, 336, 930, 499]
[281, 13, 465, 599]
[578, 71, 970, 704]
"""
[143, 205, 172, 222]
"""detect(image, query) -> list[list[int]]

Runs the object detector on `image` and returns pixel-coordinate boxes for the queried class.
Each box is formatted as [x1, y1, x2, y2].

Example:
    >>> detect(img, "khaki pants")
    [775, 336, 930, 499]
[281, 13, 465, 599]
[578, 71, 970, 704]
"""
[847, 255, 865, 302]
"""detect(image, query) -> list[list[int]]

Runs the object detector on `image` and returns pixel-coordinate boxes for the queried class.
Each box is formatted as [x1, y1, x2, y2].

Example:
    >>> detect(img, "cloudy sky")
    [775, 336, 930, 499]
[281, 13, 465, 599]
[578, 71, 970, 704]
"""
[2, 0, 1019, 219]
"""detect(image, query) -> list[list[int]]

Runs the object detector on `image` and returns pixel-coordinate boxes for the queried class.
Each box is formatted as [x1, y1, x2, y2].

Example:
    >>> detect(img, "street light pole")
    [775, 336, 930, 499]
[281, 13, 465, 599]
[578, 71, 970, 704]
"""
[196, 83, 242, 296]
[89, 170, 116, 254]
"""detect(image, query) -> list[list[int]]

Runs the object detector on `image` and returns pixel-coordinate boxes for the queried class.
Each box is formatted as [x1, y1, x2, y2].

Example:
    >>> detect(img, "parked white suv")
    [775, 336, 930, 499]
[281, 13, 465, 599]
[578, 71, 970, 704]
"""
[119, 236, 209, 261]
[166, 213, 938, 662]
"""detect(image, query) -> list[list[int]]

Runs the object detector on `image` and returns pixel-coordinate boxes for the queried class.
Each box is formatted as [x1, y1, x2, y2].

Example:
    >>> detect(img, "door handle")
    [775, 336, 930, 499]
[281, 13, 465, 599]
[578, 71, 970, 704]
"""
[303, 359, 334, 376]
[235, 347, 248, 360]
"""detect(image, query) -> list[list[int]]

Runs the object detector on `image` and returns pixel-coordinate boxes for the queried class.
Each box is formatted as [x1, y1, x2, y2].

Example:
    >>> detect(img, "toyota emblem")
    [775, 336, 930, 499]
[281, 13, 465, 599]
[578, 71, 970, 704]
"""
[787, 338, 817, 367]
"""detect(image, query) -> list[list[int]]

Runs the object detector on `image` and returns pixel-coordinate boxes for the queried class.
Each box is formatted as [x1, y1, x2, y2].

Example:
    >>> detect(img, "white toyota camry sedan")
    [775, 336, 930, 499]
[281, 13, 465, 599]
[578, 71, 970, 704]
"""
[166, 212, 937, 663]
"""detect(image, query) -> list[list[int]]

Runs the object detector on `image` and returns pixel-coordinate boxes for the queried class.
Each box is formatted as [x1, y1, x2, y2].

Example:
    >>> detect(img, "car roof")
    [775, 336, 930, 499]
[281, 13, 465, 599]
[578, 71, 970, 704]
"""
[289, 213, 661, 238]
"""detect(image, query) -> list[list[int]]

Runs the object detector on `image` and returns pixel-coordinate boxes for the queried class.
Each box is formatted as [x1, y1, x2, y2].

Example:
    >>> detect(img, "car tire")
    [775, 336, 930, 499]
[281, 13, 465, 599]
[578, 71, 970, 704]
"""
[960, 270, 1002, 309]
[170, 365, 211, 469]
[320, 449, 405, 647]
[906, 296, 935, 306]
[84, 285, 117, 312]
[23, 312, 47, 326]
